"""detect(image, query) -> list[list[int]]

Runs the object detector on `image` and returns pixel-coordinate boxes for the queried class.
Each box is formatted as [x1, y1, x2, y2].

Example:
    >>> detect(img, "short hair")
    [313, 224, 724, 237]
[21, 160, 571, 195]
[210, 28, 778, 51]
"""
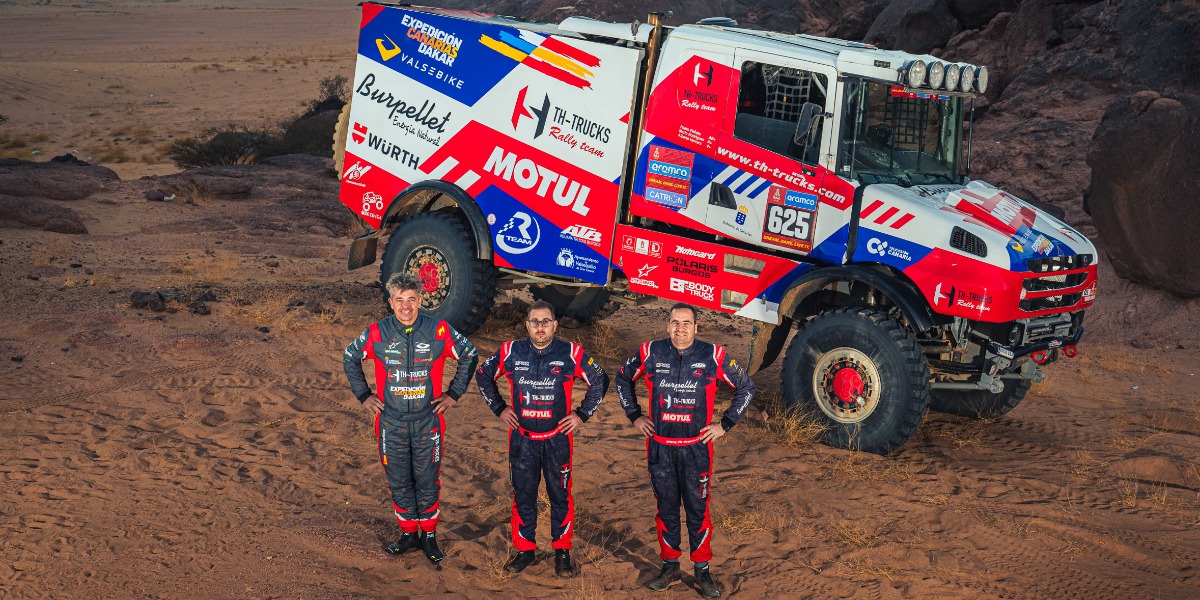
[385, 272, 423, 297]
[668, 302, 697, 322]
[527, 299, 556, 320]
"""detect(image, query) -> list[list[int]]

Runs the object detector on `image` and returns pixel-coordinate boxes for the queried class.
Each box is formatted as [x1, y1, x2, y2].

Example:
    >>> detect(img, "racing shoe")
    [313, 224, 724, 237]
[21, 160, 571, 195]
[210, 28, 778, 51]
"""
[385, 532, 420, 555]
[554, 549, 577, 578]
[504, 550, 536, 573]
[419, 531, 444, 563]
[694, 565, 721, 598]
[645, 560, 681, 591]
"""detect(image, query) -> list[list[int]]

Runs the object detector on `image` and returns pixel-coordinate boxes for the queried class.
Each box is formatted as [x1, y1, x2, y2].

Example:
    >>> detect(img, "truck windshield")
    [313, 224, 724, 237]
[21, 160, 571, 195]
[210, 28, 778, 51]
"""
[838, 79, 965, 186]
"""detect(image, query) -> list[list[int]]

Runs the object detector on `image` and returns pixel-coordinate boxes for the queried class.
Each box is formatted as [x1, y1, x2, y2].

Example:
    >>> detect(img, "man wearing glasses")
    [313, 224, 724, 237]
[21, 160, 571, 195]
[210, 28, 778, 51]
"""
[475, 300, 609, 577]
[615, 303, 755, 598]
[343, 273, 479, 563]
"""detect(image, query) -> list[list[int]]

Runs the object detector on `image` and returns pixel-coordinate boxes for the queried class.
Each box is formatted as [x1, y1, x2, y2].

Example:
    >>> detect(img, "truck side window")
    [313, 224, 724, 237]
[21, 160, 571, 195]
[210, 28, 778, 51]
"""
[734, 61, 827, 165]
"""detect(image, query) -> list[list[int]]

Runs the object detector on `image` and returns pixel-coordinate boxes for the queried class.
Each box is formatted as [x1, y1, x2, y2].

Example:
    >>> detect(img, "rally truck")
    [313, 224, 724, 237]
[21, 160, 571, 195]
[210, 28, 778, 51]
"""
[332, 3, 1098, 453]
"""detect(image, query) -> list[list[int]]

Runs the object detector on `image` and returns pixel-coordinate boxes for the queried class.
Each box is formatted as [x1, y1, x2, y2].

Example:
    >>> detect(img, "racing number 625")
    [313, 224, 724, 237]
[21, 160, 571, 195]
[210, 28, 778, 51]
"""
[766, 205, 812, 240]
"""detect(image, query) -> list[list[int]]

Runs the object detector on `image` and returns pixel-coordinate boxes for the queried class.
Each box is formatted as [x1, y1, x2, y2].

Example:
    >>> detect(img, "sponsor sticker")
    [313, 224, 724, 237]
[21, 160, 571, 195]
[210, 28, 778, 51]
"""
[670, 277, 715, 302]
[644, 145, 694, 208]
[622, 235, 663, 257]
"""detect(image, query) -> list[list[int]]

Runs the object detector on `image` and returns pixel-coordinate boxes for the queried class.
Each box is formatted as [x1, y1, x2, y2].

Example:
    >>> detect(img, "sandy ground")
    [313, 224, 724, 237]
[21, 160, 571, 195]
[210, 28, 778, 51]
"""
[2, 2, 1200, 599]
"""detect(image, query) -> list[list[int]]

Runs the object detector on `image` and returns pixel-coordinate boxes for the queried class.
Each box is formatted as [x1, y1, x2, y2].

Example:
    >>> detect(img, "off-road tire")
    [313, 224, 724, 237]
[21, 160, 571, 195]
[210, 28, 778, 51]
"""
[530, 285, 620, 323]
[930, 377, 1033, 419]
[380, 211, 496, 334]
[781, 307, 931, 454]
[332, 101, 351, 177]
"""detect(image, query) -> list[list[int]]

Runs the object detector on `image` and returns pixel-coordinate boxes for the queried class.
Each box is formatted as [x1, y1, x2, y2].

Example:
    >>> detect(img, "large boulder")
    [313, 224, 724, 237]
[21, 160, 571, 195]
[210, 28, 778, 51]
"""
[0, 155, 118, 201]
[0, 194, 88, 234]
[1085, 92, 1200, 298]
[864, 0, 962, 54]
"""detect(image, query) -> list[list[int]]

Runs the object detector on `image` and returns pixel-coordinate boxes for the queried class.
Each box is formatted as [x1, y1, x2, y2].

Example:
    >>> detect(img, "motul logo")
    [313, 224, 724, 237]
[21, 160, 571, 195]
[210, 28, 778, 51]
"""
[483, 146, 591, 216]
[661, 412, 692, 423]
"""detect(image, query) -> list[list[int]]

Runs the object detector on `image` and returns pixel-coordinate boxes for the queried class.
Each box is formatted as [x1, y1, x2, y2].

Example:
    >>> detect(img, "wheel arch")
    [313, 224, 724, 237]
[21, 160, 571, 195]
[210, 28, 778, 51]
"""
[747, 264, 938, 375]
[381, 180, 493, 261]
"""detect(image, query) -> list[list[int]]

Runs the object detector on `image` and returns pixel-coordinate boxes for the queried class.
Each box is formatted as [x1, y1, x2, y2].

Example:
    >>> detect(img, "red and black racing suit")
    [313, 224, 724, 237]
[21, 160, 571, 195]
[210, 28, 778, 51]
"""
[615, 339, 755, 562]
[343, 313, 478, 534]
[475, 338, 608, 551]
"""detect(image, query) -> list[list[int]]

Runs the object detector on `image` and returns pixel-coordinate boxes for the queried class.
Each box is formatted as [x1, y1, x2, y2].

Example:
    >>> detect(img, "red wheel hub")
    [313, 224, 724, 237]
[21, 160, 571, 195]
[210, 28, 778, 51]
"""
[419, 262, 441, 292]
[832, 367, 864, 403]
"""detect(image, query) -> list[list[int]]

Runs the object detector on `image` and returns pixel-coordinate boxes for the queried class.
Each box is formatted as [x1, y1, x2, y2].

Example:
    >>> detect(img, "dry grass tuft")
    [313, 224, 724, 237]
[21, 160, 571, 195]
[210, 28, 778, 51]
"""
[829, 521, 881, 549]
[715, 508, 776, 535]
[749, 390, 826, 449]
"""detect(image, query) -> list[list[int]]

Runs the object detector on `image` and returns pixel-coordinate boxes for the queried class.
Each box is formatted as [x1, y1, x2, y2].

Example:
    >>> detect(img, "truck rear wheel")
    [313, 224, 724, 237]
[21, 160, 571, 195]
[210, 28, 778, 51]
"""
[530, 285, 620, 323]
[380, 211, 496, 334]
[930, 377, 1032, 419]
[781, 307, 931, 454]
[332, 101, 351, 177]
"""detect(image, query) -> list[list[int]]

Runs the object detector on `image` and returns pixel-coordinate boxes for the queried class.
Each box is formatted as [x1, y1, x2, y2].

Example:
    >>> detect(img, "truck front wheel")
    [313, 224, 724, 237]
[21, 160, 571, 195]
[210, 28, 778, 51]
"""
[781, 308, 931, 454]
[930, 377, 1032, 419]
[379, 211, 496, 334]
[530, 285, 620, 323]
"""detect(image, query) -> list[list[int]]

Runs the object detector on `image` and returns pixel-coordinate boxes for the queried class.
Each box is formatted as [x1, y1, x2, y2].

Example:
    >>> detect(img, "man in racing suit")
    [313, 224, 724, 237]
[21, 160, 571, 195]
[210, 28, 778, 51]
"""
[343, 273, 478, 563]
[475, 300, 608, 577]
[615, 303, 754, 598]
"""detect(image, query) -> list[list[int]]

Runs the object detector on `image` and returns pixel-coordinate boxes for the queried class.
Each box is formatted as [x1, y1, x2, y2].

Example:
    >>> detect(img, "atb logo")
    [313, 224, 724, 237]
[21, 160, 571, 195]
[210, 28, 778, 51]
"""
[562, 224, 602, 246]
[362, 191, 384, 214]
[495, 211, 541, 255]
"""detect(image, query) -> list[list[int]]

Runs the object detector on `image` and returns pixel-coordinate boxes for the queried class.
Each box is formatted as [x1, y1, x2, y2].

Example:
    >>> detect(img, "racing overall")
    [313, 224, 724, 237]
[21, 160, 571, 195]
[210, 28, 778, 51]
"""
[344, 313, 478, 533]
[475, 338, 608, 551]
[615, 339, 754, 562]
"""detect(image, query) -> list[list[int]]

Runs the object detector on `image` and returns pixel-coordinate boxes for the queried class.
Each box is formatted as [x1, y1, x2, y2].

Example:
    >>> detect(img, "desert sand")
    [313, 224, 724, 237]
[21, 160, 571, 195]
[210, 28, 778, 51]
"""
[2, 2, 1199, 599]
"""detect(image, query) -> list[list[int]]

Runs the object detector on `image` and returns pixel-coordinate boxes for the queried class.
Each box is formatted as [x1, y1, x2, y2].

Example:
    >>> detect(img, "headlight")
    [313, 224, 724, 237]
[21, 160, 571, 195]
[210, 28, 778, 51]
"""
[928, 61, 945, 89]
[959, 65, 974, 92]
[975, 66, 989, 94]
[904, 60, 927, 87]
[944, 64, 961, 92]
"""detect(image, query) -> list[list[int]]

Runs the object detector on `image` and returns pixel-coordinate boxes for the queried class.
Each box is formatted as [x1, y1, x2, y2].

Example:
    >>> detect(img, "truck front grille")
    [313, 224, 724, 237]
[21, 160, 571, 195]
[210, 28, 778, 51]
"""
[1020, 293, 1082, 312]
[1026, 254, 1092, 272]
[1022, 272, 1088, 292]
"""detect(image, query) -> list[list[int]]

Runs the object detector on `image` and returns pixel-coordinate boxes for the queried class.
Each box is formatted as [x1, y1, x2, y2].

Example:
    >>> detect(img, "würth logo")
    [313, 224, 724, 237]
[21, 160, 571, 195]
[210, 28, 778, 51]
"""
[352, 122, 367, 144]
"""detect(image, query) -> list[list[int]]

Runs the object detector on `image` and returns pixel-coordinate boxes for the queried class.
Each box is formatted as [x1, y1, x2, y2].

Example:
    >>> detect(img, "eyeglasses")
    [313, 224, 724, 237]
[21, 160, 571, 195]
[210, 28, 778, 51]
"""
[526, 318, 555, 328]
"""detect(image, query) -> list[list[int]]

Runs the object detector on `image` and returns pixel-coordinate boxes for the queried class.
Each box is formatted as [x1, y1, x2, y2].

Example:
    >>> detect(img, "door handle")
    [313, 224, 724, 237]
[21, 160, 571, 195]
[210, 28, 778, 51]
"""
[708, 183, 736, 209]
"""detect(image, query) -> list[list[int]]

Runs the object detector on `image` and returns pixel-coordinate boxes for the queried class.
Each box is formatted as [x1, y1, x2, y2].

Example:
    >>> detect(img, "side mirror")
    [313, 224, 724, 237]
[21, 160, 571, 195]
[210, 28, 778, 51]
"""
[794, 102, 824, 146]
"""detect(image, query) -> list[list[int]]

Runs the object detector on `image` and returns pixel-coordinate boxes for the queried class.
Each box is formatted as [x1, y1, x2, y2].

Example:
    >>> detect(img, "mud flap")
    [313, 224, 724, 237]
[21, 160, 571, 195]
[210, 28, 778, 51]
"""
[348, 233, 379, 270]
[748, 319, 793, 375]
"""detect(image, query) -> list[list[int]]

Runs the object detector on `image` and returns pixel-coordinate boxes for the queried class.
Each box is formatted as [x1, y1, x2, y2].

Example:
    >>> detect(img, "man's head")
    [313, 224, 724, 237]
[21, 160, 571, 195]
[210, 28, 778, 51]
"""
[525, 300, 558, 349]
[385, 272, 424, 326]
[667, 303, 697, 350]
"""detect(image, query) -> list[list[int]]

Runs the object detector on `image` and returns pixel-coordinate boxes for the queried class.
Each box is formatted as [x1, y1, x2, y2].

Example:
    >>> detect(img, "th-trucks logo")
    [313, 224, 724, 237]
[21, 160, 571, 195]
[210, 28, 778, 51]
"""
[494, 211, 541, 255]
[483, 146, 592, 216]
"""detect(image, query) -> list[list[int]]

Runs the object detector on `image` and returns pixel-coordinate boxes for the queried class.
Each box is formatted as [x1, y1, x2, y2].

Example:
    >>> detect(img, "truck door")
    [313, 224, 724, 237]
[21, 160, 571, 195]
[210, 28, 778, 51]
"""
[702, 50, 840, 259]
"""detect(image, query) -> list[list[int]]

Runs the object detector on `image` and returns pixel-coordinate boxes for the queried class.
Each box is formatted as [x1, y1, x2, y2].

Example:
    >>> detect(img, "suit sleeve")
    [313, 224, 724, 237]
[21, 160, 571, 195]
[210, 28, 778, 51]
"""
[716, 349, 756, 431]
[614, 344, 647, 424]
[474, 345, 508, 416]
[342, 325, 374, 403]
[443, 323, 479, 400]
[574, 349, 608, 422]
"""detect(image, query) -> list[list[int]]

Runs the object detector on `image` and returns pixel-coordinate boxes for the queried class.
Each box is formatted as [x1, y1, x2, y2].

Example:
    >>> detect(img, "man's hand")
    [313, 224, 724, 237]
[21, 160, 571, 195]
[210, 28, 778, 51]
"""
[558, 412, 583, 435]
[432, 394, 456, 414]
[363, 397, 384, 414]
[634, 416, 655, 438]
[499, 406, 520, 429]
[698, 423, 726, 443]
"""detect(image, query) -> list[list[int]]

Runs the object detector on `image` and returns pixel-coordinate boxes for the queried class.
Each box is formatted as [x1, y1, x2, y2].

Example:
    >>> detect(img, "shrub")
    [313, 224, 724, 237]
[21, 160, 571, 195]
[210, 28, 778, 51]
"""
[167, 125, 271, 169]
